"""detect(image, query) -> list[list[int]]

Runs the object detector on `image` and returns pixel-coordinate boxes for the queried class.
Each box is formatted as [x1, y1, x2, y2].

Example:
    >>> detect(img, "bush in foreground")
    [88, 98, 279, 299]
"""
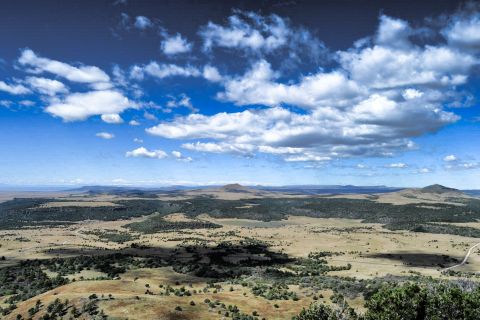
[294, 282, 480, 320]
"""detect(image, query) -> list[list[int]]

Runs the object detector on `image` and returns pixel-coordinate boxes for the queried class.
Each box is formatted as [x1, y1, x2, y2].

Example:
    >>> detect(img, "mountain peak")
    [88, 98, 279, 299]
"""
[421, 184, 459, 194]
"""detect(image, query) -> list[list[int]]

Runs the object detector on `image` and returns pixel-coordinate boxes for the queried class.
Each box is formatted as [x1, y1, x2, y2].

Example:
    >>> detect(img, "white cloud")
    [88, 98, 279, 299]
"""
[182, 141, 329, 162]
[338, 44, 477, 90]
[375, 15, 412, 49]
[198, 10, 323, 59]
[18, 49, 110, 85]
[147, 97, 454, 161]
[257, 146, 304, 155]
[130, 62, 201, 80]
[26, 77, 68, 96]
[166, 94, 198, 113]
[171, 150, 192, 162]
[147, 13, 473, 163]
[202, 65, 223, 82]
[402, 88, 423, 100]
[417, 168, 431, 174]
[144, 111, 157, 121]
[442, 155, 479, 170]
[218, 60, 362, 109]
[101, 113, 123, 124]
[134, 16, 152, 29]
[45, 90, 131, 121]
[161, 33, 193, 55]
[133, 138, 143, 143]
[199, 12, 286, 52]
[96, 132, 115, 139]
[129, 120, 140, 126]
[457, 162, 479, 169]
[386, 162, 408, 168]
[171, 151, 182, 158]
[131, 62, 223, 84]
[442, 7, 480, 50]
[182, 141, 255, 155]
[443, 154, 457, 162]
[0, 80, 30, 95]
[19, 100, 35, 107]
[445, 161, 480, 170]
[125, 147, 167, 159]
[284, 154, 331, 162]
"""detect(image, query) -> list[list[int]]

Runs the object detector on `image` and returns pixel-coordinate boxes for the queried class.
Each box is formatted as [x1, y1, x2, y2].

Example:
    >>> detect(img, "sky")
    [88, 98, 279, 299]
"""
[0, 0, 480, 188]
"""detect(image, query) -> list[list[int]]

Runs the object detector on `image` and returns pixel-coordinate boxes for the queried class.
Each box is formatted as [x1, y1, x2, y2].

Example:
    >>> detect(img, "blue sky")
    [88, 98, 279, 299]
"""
[0, 0, 480, 188]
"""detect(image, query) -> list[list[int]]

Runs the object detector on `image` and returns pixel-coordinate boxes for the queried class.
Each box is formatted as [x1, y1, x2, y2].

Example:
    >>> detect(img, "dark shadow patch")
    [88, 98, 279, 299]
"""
[43, 240, 292, 279]
[366, 252, 460, 268]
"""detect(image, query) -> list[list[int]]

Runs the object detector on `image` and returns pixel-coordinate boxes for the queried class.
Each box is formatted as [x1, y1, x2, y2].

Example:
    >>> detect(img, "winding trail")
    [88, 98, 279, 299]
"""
[442, 242, 480, 272]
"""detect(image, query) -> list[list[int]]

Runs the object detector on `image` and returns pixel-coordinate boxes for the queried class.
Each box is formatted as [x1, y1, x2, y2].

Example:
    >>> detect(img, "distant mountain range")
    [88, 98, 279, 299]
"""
[0, 183, 478, 197]
[252, 184, 403, 194]
[69, 184, 404, 195]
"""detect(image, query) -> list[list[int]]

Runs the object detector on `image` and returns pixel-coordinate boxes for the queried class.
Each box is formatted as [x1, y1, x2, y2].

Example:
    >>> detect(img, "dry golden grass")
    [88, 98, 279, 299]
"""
[8, 267, 321, 320]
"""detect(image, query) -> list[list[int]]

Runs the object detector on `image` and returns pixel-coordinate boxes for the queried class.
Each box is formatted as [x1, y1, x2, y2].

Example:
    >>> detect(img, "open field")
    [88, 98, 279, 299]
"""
[0, 215, 478, 278]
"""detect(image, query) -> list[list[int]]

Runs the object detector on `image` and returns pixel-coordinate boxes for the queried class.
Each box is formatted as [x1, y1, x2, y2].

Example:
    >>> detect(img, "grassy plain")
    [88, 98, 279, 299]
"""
[0, 186, 479, 319]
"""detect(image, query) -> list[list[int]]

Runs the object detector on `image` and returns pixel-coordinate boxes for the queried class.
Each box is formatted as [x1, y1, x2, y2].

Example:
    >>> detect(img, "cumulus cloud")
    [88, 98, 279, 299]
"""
[130, 62, 201, 80]
[96, 132, 115, 139]
[443, 154, 457, 162]
[171, 150, 192, 162]
[18, 49, 110, 86]
[182, 141, 255, 155]
[26, 77, 68, 96]
[445, 161, 479, 170]
[198, 10, 324, 60]
[402, 88, 423, 100]
[375, 15, 412, 49]
[386, 162, 408, 168]
[134, 16, 152, 29]
[284, 154, 331, 162]
[101, 113, 124, 124]
[130, 62, 223, 84]
[202, 65, 223, 82]
[19, 100, 35, 107]
[125, 147, 168, 159]
[165, 94, 198, 113]
[442, 153, 479, 170]
[218, 60, 362, 109]
[199, 12, 287, 52]
[442, 4, 480, 51]
[45, 90, 131, 121]
[147, 100, 443, 160]
[338, 43, 476, 90]
[0, 80, 30, 95]
[129, 120, 140, 126]
[145, 13, 477, 162]
[161, 33, 193, 55]
[143, 111, 157, 121]
[147, 60, 457, 159]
